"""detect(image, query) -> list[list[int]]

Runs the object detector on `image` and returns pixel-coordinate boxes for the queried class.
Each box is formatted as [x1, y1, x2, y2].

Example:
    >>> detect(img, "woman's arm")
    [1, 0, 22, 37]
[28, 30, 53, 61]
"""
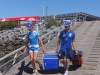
[38, 37, 46, 54]
[24, 38, 29, 53]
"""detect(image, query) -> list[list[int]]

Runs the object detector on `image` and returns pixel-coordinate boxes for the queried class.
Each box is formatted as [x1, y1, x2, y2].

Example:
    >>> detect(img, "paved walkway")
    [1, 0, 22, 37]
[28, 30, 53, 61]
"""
[4, 21, 100, 75]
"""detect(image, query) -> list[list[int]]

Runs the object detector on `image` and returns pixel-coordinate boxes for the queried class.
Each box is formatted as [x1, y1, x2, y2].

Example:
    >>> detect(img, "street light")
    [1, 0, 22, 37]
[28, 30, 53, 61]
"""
[38, 4, 44, 17]
[46, 6, 48, 17]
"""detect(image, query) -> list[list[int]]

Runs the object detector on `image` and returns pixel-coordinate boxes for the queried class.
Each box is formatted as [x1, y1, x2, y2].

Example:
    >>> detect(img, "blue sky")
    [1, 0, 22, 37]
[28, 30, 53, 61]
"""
[0, 0, 100, 18]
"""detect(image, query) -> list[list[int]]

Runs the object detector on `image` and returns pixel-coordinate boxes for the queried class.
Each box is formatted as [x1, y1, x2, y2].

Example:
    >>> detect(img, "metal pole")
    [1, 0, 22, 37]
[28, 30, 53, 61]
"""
[35, 24, 38, 32]
[43, 5, 44, 17]
[42, 2, 44, 17]
[38, 4, 44, 19]
[85, 15, 86, 21]
[46, 6, 48, 17]
[39, 4, 44, 17]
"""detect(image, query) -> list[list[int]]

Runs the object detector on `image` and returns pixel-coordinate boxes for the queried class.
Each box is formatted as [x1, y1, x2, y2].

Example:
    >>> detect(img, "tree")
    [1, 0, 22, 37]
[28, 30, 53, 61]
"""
[45, 18, 59, 29]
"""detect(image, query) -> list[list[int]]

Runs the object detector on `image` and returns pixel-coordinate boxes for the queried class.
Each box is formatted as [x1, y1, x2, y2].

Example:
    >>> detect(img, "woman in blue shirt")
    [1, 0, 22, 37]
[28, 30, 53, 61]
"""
[24, 23, 46, 74]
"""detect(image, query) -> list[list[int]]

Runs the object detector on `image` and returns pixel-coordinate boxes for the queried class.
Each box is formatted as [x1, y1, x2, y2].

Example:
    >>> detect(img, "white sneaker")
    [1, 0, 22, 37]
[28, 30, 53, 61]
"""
[33, 69, 37, 73]
[64, 71, 68, 75]
[32, 69, 37, 75]
[32, 73, 36, 75]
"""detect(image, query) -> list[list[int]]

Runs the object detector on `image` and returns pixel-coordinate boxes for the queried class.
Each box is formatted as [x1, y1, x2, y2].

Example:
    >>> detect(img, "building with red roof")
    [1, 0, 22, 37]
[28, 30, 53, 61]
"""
[0, 16, 40, 27]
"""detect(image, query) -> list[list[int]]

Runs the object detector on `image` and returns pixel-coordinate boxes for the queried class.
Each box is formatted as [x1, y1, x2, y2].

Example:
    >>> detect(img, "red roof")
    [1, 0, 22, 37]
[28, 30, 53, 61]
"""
[0, 19, 2, 22]
[1, 16, 40, 22]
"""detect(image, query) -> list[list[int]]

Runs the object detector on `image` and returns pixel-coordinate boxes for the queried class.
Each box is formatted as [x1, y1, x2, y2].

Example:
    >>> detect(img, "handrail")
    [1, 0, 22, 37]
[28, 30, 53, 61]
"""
[0, 21, 80, 74]
[41, 26, 63, 38]
[0, 25, 64, 74]
[0, 46, 25, 61]
[0, 26, 63, 62]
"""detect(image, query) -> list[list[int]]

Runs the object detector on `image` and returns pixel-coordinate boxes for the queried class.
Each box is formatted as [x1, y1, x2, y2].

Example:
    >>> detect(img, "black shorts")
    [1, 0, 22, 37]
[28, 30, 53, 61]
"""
[58, 48, 71, 59]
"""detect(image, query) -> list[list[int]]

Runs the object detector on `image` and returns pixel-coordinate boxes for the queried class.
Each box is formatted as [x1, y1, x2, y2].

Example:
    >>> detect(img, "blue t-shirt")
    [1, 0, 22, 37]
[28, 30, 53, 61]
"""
[26, 31, 40, 48]
[59, 30, 75, 52]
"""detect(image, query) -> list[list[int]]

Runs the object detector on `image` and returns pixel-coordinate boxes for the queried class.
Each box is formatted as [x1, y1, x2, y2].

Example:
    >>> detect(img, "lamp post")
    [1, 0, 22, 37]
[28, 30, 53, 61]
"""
[38, 4, 44, 17]
[35, 4, 44, 32]
[46, 6, 48, 17]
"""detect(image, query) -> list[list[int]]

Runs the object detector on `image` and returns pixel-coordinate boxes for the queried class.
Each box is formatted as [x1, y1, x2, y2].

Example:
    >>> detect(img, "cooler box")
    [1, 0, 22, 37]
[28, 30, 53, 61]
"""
[43, 54, 59, 70]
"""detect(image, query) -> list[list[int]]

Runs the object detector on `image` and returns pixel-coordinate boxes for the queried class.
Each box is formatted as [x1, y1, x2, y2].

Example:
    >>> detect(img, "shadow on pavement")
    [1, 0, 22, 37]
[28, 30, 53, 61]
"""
[15, 61, 80, 75]
[15, 61, 33, 75]
[69, 65, 81, 71]
[38, 67, 64, 74]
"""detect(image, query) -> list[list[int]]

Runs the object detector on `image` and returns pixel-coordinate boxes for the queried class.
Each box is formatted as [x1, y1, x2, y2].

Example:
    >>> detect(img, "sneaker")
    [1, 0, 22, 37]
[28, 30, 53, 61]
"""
[64, 71, 68, 75]
[39, 64, 43, 70]
[32, 69, 37, 75]
[32, 73, 36, 75]
[33, 69, 37, 73]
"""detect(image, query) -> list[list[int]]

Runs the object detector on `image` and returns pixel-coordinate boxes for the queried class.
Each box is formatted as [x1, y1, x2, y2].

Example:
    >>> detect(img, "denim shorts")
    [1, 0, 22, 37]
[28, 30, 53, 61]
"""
[28, 47, 39, 52]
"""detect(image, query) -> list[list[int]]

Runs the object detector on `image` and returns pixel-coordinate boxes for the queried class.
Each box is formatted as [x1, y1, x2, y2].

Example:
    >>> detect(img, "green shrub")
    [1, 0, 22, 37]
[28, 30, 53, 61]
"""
[0, 22, 18, 30]
[45, 18, 59, 28]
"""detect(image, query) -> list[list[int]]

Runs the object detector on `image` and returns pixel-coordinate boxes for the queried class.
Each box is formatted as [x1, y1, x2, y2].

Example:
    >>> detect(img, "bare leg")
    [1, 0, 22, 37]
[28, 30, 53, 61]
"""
[29, 52, 36, 70]
[66, 59, 70, 71]
[59, 59, 65, 64]
[33, 52, 41, 66]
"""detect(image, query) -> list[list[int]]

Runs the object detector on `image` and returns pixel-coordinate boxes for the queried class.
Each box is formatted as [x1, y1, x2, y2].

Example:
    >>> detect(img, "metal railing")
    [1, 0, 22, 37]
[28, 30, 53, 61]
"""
[0, 25, 64, 74]
[0, 20, 80, 74]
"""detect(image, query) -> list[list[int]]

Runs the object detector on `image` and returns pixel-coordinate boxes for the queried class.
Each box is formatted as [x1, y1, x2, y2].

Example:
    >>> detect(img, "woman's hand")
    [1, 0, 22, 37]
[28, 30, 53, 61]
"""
[42, 48, 46, 54]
